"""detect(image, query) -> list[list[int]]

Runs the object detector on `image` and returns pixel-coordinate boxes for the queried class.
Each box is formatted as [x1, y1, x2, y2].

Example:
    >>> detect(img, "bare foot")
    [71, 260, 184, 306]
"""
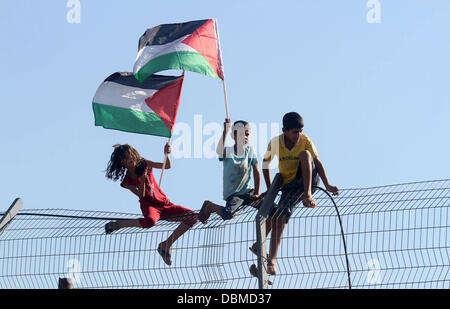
[105, 221, 118, 234]
[198, 201, 212, 224]
[267, 260, 277, 275]
[302, 195, 316, 208]
[249, 264, 273, 285]
[157, 242, 172, 266]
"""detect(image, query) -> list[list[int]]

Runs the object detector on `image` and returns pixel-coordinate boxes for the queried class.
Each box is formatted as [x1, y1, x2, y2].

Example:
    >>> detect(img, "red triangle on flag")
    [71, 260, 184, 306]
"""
[145, 76, 184, 133]
[182, 19, 224, 79]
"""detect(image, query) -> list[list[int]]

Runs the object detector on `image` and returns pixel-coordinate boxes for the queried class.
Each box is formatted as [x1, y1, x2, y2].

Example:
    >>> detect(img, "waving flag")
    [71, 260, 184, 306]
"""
[134, 19, 224, 83]
[93, 72, 183, 137]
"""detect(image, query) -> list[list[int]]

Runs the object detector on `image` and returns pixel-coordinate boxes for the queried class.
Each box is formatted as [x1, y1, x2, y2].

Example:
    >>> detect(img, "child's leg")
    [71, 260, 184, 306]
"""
[159, 204, 198, 250]
[299, 150, 321, 208]
[299, 150, 313, 198]
[198, 200, 223, 223]
[105, 219, 143, 234]
[263, 186, 297, 274]
[265, 218, 273, 236]
[157, 223, 190, 265]
[159, 222, 191, 250]
[220, 194, 249, 221]
[105, 204, 163, 234]
[114, 219, 142, 230]
[205, 201, 223, 216]
[157, 205, 197, 265]
[267, 216, 287, 275]
[200, 194, 248, 223]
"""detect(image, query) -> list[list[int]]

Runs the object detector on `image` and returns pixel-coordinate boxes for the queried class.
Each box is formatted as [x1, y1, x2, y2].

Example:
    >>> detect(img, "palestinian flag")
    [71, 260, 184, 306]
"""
[92, 72, 183, 138]
[134, 19, 224, 82]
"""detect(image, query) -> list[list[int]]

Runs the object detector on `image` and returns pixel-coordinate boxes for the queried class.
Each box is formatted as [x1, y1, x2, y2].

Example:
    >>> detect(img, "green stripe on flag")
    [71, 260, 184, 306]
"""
[93, 103, 172, 137]
[135, 51, 219, 82]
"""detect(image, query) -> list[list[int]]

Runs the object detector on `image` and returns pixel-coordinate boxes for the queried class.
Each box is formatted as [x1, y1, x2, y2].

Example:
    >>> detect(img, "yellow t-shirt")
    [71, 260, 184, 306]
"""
[263, 134, 318, 186]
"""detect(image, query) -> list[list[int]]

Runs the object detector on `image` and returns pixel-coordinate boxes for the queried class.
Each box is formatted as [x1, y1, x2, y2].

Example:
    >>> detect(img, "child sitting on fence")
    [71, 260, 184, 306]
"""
[104, 143, 198, 266]
[198, 118, 261, 223]
[258, 112, 339, 275]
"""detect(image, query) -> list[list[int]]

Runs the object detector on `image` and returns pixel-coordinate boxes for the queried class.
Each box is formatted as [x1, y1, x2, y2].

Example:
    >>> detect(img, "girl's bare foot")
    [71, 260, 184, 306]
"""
[105, 221, 118, 234]
[157, 242, 172, 266]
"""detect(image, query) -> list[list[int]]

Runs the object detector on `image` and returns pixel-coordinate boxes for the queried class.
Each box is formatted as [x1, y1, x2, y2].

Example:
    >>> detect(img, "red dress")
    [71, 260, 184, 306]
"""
[121, 167, 197, 228]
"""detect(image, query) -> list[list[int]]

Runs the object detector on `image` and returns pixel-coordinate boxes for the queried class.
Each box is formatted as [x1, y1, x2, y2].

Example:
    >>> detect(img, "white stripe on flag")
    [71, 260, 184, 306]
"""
[133, 35, 196, 74]
[93, 81, 157, 112]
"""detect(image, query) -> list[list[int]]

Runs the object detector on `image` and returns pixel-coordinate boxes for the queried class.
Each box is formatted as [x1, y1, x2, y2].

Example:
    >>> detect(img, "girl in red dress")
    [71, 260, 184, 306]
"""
[104, 143, 198, 266]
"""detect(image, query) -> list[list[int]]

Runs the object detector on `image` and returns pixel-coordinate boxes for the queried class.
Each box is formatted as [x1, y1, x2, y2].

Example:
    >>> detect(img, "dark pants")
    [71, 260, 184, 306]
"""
[220, 190, 254, 220]
[269, 161, 320, 223]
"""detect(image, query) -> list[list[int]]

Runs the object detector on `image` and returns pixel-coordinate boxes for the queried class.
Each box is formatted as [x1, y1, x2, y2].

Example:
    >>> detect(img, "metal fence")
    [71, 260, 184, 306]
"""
[0, 179, 448, 289]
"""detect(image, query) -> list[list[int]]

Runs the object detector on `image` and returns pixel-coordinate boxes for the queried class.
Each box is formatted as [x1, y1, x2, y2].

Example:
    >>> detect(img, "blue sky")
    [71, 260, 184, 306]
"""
[1, 0, 449, 214]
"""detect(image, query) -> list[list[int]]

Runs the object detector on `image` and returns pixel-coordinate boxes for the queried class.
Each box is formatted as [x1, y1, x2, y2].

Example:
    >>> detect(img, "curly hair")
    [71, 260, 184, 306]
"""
[105, 144, 141, 181]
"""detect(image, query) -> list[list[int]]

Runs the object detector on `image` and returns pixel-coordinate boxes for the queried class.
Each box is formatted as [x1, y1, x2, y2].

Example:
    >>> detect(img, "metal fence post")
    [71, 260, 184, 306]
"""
[0, 198, 23, 237]
[255, 174, 283, 289]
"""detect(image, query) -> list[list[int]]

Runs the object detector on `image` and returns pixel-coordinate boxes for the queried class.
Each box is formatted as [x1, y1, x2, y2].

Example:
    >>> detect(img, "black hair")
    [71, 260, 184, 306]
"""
[283, 112, 304, 130]
[232, 120, 249, 133]
[135, 159, 148, 177]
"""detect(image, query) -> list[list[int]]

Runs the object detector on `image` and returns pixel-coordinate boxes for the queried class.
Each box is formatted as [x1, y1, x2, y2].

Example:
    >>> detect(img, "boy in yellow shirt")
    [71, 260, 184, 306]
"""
[260, 112, 339, 275]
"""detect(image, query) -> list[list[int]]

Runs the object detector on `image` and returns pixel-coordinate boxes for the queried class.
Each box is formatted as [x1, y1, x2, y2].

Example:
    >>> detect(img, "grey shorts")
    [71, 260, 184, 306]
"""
[269, 161, 320, 223]
[220, 190, 254, 220]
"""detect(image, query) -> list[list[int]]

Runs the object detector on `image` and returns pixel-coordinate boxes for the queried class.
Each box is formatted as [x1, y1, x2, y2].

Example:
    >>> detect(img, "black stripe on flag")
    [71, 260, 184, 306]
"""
[104, 72, 182, 90]
[138, 19, 209, 50]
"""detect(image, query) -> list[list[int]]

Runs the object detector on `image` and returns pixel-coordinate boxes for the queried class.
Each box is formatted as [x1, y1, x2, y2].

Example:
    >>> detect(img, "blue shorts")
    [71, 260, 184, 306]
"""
[220, 190, 254, 220]
[269, 161, 320, 223]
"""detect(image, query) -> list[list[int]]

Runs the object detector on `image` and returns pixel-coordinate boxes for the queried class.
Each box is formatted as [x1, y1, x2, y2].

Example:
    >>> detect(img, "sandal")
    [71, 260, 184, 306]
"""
[249, 264, 273, 285]
[157, 244, 172, 266]
[198, 201, 211, 224]
[249, 243, 258, 255]
[302, 196, 317, 208]
[249, 243, 269, 259]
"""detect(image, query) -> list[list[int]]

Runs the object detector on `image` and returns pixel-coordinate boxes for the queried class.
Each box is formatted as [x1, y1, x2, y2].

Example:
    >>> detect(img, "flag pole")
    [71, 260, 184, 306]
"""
[221, 77, 230, 120]
[158, 70, 185, 187]
[158, 137, 171, 187]
[214, 19, 230, 120]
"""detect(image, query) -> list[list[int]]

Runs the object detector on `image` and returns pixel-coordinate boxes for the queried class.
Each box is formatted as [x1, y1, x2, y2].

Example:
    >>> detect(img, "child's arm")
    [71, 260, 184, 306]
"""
[216, 118, 231, 157]
[262, 159, 272, 191]
[261, 137, 277, 195]
[146, 158, 171, 170]
[145, 143, 172, 170]
[251, 163, 261, 200]
[313, 157, 340, 195]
